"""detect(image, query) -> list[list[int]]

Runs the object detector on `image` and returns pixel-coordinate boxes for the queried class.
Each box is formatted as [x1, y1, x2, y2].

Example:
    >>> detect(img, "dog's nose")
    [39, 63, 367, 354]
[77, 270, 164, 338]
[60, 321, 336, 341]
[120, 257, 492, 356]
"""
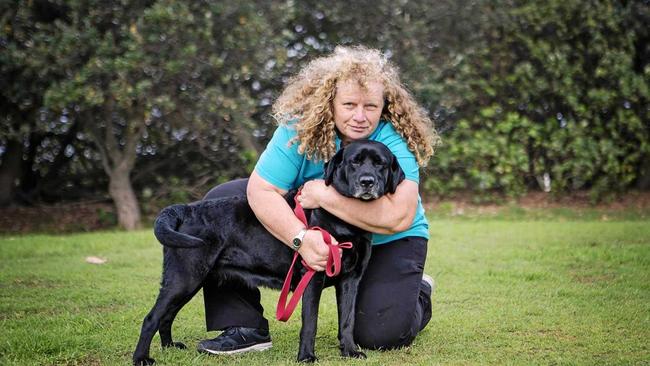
[359, 175, 375, 188]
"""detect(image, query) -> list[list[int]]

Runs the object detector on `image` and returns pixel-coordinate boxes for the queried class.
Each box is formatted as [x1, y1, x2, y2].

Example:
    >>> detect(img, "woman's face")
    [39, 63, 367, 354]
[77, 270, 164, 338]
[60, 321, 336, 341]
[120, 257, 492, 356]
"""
[333, 80, 385, 143]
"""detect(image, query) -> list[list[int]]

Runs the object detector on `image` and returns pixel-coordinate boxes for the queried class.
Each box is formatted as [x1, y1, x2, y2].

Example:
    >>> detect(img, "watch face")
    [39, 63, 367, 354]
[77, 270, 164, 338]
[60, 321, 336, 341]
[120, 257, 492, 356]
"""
[293, 238, 301, 247]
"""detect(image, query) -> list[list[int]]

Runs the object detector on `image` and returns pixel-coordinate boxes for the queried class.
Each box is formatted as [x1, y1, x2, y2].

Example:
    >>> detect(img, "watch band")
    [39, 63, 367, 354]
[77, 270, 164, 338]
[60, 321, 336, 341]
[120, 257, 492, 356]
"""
[291, 228, 308, 251]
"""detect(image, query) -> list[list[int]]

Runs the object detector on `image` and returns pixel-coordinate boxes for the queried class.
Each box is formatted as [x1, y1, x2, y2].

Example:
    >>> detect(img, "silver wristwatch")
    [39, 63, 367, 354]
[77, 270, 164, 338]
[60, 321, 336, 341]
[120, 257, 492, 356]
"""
[291, 228, 308, 251]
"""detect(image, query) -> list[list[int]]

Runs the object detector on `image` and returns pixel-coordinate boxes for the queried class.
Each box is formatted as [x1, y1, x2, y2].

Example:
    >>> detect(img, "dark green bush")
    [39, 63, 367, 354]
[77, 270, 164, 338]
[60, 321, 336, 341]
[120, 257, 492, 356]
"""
[424, 0, 649, 201]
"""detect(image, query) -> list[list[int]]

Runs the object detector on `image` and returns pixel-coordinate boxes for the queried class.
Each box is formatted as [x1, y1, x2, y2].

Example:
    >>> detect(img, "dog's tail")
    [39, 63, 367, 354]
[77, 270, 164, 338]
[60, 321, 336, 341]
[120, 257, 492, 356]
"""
[154, 204, 206, 248]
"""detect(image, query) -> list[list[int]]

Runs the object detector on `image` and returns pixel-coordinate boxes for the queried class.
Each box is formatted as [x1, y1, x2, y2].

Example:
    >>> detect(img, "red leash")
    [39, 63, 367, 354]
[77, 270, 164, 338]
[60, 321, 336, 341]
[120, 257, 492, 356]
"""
[276, 189, 352, 322]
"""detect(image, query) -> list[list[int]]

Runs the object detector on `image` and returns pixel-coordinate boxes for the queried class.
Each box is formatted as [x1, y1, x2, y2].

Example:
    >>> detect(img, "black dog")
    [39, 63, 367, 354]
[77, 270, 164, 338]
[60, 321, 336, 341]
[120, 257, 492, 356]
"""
[132, 140, 405, 365]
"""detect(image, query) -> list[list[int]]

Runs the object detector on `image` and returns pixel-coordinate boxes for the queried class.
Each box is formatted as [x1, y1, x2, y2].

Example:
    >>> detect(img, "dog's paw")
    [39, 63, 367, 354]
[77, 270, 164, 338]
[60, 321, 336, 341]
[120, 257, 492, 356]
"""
[133, 356, 155, 366]
[297, 353, 318, 363]
[163, 341, 186, 349]
[341, 349, 366, 359]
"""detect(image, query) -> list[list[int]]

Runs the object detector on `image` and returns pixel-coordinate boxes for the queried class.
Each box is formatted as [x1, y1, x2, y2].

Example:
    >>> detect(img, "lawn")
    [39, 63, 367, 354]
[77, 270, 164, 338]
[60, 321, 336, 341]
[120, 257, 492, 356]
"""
[0, 211, 648, 365]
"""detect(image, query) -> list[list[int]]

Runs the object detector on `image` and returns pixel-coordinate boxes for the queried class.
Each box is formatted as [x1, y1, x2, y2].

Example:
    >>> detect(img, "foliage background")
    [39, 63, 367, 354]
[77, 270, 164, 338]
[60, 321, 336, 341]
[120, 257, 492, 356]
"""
[1, 0, 649, 228]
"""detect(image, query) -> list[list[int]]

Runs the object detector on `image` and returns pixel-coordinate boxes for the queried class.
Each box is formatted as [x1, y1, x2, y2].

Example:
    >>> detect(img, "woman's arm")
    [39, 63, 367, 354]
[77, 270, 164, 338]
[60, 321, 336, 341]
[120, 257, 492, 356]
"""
[299, 178, 419, 235]
[247, 171, 331, 271]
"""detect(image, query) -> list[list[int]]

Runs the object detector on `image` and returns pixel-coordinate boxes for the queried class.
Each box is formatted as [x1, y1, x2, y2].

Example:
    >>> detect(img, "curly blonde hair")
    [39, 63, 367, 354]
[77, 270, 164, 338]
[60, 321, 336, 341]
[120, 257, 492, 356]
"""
[272, 45, 440, 166]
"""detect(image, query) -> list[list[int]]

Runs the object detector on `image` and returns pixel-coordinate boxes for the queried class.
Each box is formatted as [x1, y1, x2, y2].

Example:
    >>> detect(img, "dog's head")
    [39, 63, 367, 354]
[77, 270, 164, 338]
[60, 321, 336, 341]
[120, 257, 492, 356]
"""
[324, 140, 405, 200]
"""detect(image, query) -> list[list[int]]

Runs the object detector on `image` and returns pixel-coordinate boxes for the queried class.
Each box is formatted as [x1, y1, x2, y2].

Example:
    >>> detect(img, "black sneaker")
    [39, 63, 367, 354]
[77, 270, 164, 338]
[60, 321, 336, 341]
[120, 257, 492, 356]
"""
[197, 327, 272, 355]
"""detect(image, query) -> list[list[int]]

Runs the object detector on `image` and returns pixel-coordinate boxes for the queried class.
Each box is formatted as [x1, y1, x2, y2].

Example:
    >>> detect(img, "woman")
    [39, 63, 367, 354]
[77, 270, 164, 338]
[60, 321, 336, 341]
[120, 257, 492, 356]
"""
[198, 45, 440, 354]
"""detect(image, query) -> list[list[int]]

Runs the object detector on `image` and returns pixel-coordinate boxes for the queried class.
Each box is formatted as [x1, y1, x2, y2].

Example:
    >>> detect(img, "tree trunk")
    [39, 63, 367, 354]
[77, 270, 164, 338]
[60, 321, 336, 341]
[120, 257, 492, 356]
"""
[0, 139, 23, 206]
[108, 163, 141, 230]
[87, 102, 145, 231]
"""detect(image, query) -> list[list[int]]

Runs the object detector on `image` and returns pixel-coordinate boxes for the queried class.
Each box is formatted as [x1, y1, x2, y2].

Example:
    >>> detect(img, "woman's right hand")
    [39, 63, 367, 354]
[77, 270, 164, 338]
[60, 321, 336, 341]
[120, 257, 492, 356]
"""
[297, 229, 334, 272]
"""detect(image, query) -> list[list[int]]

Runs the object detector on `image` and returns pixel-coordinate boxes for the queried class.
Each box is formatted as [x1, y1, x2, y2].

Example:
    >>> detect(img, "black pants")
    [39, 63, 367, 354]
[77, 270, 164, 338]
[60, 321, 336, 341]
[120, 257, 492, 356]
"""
[202, 179, 432, 349]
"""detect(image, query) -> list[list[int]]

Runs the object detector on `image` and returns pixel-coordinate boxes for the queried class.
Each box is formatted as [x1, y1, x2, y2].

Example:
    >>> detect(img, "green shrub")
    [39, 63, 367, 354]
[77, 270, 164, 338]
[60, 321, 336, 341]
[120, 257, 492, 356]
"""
[424, 0, 649, 201]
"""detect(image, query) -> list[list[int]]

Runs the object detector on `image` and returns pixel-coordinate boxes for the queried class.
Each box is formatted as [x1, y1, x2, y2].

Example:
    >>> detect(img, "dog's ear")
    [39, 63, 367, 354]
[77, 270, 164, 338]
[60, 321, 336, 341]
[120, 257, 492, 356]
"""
[324, 148, 345, 186]
[386, 154, 406, 194]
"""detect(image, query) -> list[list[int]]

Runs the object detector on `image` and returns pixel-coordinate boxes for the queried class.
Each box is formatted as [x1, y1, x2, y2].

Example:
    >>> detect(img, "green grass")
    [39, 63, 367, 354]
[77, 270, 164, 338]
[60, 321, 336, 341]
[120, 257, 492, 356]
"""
[1, 214, 649, 365]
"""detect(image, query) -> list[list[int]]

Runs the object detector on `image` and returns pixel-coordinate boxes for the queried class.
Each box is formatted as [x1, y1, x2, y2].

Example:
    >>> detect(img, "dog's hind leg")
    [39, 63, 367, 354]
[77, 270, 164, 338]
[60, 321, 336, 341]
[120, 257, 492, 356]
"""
[133, 279, 203, 365]
[296, 273, 325, 363]
[158, 286, 202, 350]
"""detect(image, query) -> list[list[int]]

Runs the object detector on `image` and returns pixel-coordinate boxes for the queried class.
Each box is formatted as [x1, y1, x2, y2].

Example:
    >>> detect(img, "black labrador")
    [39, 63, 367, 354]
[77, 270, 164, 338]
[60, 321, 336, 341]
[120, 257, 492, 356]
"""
[132, 140, 405, 365]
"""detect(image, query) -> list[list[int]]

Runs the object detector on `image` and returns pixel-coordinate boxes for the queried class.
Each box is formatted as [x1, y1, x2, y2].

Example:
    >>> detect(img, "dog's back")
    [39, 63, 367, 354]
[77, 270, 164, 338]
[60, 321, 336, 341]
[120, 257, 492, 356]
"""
[153, 194, 365, 289]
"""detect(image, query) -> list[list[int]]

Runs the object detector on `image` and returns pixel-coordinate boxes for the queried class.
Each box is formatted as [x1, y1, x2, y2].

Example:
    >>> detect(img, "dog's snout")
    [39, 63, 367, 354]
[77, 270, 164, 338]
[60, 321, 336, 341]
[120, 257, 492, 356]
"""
[359, 175, 375, 188]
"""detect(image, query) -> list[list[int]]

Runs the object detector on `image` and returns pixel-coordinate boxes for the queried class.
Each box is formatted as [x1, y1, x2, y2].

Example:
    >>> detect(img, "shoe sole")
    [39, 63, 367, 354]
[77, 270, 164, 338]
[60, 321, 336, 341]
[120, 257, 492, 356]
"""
[199, 342, 273, 355]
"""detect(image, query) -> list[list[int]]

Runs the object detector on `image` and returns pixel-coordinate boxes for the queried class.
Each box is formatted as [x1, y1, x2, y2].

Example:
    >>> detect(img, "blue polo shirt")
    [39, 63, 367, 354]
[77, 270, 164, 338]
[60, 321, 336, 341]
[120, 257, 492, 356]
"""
[254, 120, 429, 244]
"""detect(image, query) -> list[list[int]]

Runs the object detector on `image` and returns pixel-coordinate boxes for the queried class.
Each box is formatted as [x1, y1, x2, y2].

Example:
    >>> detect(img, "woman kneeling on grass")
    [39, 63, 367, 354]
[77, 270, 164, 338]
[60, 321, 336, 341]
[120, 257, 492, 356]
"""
[199, 45, 440, 354]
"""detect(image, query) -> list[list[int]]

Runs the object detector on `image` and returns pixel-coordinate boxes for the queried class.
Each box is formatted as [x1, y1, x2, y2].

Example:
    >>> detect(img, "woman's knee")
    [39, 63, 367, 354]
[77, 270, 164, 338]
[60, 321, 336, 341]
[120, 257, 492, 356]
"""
[353, 313, 418, 350]
[354, 327, 417, 350]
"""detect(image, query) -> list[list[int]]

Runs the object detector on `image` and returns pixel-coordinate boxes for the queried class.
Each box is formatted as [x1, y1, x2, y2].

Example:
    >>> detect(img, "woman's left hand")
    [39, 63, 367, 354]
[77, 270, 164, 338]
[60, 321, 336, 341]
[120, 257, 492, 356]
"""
[299, 179, 329, 209]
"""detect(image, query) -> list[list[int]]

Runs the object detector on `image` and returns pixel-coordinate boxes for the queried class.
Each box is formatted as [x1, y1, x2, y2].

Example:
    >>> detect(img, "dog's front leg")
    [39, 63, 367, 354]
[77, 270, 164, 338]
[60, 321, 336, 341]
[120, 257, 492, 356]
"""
[335, 275, 367, 359]
[297, 273, 325, 363]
